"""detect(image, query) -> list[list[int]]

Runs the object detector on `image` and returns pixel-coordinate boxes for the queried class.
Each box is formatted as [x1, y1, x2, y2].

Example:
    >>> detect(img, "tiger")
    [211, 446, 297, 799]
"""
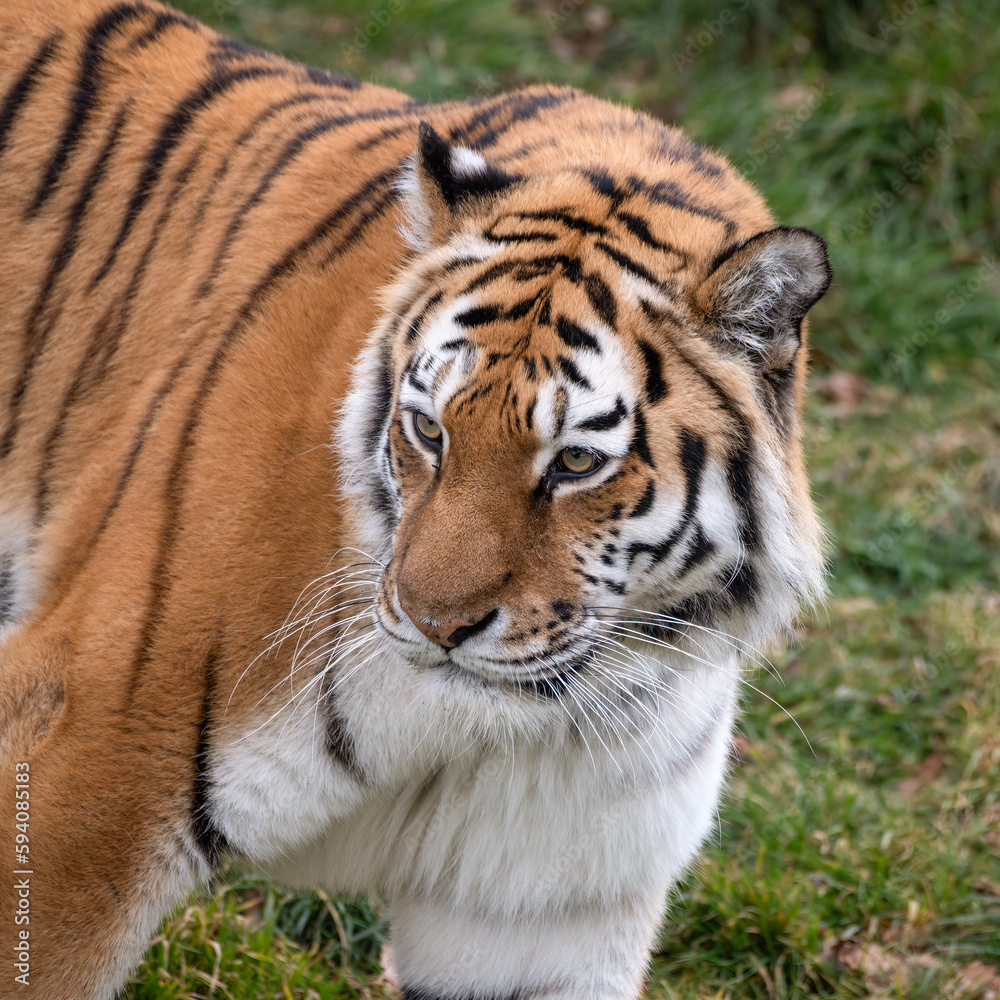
[0, 1, 832, 997]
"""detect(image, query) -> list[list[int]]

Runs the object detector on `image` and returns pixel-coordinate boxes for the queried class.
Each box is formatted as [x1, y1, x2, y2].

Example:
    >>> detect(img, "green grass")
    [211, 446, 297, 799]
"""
[129, 1, 999, 997]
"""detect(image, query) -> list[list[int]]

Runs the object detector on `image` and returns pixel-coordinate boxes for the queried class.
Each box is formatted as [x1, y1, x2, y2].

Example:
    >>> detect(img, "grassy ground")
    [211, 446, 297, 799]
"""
[130, 1, 999, 996]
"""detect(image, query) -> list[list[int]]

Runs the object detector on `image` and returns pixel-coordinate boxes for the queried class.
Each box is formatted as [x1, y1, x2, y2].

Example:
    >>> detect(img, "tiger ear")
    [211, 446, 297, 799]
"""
[696, 226, 832, 372]
[399, 122, 517, 250]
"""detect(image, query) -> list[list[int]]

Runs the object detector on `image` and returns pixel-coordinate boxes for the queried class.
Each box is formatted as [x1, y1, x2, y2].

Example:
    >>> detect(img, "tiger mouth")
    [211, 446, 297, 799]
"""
[382, 623, 593, 698]
[432, 653, 588, 699]
[369, 587, 598, 696]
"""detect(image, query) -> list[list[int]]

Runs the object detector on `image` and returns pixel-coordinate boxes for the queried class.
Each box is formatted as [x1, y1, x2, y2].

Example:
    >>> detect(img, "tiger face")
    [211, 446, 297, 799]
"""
[341, 124, 830, 711]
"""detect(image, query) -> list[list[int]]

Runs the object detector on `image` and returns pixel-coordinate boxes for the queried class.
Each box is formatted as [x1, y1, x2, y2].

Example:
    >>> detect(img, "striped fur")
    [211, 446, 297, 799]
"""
[0, 2, 830, 998]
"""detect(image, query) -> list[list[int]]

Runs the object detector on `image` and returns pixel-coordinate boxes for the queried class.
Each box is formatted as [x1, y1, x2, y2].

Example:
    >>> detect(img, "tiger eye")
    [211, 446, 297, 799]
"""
[414, 411, 442, 443]
[559, 447, 598, 475]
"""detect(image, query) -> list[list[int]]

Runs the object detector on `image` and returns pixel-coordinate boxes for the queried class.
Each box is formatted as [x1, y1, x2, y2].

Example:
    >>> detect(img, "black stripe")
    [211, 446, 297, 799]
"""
[406, 291, 444, 343]
[670, 343, 762, 552]
[615, 209, 689, 264]
[483, 221, 558, 244]
[187, 153, 231, 238]
[453, 88, 569, 150]
[84, 349, 194, 572]
[637, 340, 668, 404]
[595, 240, 661, 287]
[90, 63, 285, 288]
[725, 443, 762, 552]
[199, 102, 423, 298]
[454, 296, 538, 329]
[555, 316, 600, 353]
[577, 396, 626, 432]
[233, 92, 329, 146]
[584, 272, 616, 326]
[407, 370, 429, 393]
[585, 169, 621, 201]
[96, 136, 208, 361]
[557, 356, 591, 390]
[442, 254, 492, 276]
[760, 361, 797, 436]
[677, 523, 716, 575]
[629, 408, 655, 467]
[8, 103, 130, 472]
[192, 645, 232, 868]
[628, 172, 736, 235]
[723, 561, 758, 608]
[319, 185, 399, 263]
[127, 8, 198, 51]
[585, 169, 736, 236]
[364, 336, 395, 458]
[208, 36, 268, 63]
[0, 557, 14, 624]
[28, 5, 147, 215]
[326, 696, 366, 782]
[302, 65, 363, 90]
[628, 479, 656, 518]
[660, 561, 758, 633]
[638, 295, 687, 331]
[452, 379, 497, 414]
[456, 304, 500, 328]
[0, 32, 63, 163]
[511, 209, 607, 235]
[450, 91, 530, 143]
[505, 295, 538, 321]
[356, 120, 415, 151]
[372, 473, 398, 526]
[43, 129, 213, 523]
[650, 127, 725, 178]
[462, 255, 570, 292]
[628, 429, 705, 566]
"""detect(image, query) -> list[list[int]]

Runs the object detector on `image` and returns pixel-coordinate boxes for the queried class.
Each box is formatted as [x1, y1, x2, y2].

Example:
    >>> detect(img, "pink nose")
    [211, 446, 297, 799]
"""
[407, 615, 477, 648]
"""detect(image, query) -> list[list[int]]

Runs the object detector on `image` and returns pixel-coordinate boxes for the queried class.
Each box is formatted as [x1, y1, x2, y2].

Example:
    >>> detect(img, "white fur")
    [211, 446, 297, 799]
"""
[253, 637, 737, 998]
[0, 506, 42, 644]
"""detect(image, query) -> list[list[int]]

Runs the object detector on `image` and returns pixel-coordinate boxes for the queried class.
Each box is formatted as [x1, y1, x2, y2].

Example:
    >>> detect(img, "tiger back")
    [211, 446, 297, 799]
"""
[0, 2, 830, 998]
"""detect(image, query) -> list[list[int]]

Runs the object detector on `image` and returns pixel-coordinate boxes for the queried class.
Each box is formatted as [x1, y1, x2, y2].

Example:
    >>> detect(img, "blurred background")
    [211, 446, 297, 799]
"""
[133, 2, 999, 997]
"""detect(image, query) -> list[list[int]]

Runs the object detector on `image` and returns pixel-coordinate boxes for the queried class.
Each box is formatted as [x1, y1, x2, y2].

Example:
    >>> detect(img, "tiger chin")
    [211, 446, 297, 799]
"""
[0, 2, 830, 998]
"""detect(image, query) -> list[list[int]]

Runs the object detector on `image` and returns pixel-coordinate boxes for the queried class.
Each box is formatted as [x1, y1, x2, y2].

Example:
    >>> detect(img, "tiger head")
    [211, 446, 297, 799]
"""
[339, 123, 830, 711]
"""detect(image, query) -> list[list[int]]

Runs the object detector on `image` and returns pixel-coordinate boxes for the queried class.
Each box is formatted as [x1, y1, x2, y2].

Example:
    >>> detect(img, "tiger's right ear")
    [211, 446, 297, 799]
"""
[399, 122, 517, 250]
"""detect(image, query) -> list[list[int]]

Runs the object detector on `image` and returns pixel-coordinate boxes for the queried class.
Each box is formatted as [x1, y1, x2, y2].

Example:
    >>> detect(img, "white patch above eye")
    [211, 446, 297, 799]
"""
[420, 295, 478, 354]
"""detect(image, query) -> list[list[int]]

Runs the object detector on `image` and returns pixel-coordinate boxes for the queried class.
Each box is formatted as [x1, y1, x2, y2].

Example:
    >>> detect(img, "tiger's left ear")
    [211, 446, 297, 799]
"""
[399, 122, 517, 250]
[696, 226, 832, 372]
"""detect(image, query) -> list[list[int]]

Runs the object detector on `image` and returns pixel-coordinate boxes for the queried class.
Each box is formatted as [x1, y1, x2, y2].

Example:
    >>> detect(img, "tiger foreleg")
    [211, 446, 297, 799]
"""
[0, 718, 207, 999]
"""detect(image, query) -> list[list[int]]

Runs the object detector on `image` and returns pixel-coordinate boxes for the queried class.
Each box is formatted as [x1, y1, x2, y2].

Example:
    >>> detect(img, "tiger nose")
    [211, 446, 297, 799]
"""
[402, 607, 498, 648]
